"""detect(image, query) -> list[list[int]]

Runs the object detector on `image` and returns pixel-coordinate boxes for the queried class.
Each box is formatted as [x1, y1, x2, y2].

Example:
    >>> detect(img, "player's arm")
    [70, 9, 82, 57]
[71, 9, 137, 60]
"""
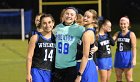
[75, 31, 94, 82]
[90, 42, 98, 55]
[130, 32, 137, 66]
[26, 34, 37, 82]
[107, 32, 115, 46]
[113, 32, 119, 41]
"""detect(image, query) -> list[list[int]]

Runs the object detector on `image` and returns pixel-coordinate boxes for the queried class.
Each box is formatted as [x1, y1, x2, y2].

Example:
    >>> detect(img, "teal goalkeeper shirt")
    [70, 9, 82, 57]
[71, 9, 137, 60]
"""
[53, 23, 85, 69]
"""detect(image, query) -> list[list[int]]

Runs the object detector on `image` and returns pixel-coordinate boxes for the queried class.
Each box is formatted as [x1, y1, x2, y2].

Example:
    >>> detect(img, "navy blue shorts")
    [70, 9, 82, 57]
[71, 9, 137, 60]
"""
[114, 51, 133, 68]
[77, 59, 98, 82]
[97, 57, 112, 70]
[31, 68, 52, 82]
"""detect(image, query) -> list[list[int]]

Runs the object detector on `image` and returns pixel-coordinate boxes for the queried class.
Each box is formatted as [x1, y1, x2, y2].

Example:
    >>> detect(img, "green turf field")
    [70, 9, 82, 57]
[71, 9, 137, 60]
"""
[0, 39, 27, 82]
[0, 38, 139, 82]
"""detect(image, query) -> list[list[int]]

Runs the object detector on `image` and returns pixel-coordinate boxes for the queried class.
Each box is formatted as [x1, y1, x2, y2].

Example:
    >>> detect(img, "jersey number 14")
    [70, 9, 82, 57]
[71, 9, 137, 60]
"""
[44, 49, 53, 61]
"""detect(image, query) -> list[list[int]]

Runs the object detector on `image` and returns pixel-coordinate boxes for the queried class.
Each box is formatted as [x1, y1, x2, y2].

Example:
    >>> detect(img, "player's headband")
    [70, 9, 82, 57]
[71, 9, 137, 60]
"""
[65, 7, 78, 14]
[120, 17, 129, 24]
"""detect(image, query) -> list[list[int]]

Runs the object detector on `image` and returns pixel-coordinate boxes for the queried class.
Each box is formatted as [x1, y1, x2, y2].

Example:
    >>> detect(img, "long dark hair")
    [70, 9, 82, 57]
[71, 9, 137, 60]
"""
[97, 16, 110, 40]
[38, 14, 55, 27]
[86, 9, 99, 41]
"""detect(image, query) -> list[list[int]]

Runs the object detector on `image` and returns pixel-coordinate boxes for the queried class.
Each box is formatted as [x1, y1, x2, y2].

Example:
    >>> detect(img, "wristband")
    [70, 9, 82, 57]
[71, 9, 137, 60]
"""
[77, 72, 82, 76]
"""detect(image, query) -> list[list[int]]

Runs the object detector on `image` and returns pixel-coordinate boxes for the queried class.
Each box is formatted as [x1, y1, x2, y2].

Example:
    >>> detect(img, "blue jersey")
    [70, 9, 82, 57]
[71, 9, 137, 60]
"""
[53, 23, 85, 69]
[114, 31, 133, 68]
[76, 28, 96, 60]
[96, 33, 112, 58]
[116, 31, 131, 51]
[32, 32, 56, 71]
[96, 33, 113, 70]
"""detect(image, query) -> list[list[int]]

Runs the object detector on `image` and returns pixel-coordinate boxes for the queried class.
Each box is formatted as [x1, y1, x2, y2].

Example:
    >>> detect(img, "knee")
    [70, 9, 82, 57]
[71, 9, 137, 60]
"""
[125, 75, 133, 81]
[116, 74, 122, 79]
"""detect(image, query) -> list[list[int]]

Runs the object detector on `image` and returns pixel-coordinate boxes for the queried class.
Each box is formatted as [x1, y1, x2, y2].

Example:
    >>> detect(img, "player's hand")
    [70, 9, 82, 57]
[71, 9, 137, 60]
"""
[132, 59, 136, 66]
[90, 46, 98, 55]
[75, 76, 81, 82]
[26, 74, 32, 82]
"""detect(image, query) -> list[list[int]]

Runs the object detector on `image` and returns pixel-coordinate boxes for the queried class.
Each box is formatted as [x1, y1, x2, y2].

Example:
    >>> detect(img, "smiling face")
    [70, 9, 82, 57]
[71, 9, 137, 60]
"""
[119, 17, 130, 31]
[103, 21, 112, 32]
[83, 11, 94, 26]
[41, 16, 54, 33]
[83, 9, 97, 27]
[63, 9, 77, 25]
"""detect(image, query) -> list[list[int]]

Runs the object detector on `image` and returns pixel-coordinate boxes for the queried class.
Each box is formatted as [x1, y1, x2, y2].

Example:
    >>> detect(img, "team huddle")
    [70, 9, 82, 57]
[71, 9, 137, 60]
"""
[26, 7, 137, 82]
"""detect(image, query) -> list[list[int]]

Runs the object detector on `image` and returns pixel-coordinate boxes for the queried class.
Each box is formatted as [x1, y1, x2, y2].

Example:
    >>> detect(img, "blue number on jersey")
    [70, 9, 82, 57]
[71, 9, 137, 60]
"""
[58, 42, 69, 54]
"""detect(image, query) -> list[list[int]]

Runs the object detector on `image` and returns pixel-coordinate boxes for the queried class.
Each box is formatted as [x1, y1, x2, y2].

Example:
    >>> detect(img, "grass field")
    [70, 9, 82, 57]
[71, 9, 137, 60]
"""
[0, 38, 140, 82]
[0, 39, 27, 82]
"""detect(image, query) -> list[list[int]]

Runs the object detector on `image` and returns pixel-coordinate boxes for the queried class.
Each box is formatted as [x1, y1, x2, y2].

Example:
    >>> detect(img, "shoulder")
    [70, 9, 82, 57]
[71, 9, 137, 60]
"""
[79, 26, 85, 32]
[30, 34, 38, 43]
[54, 23, 63, 30]
[86, 30, 94, 35]
[53, 23, 63, 33]
[71, 23, 85, 33]
[56, 23, 63, 27]
[130, 31, 136, 38]
[82, 31, 94, 44]
[130, 31, 135, 35]
[79, 25, 85, 29]
[83, 30, 94, 38]
[75, 24, 85, 31]
[74, 23, 84, 27]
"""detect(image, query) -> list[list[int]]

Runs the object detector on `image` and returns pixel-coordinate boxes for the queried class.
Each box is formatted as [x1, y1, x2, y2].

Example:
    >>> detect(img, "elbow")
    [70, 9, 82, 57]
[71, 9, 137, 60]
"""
[26, 56, 33, 62]
[132, 46, 136, 50]
[26, 52, 33, 60]
[82, 55, 89, 60]
[27, 57, 32, 59]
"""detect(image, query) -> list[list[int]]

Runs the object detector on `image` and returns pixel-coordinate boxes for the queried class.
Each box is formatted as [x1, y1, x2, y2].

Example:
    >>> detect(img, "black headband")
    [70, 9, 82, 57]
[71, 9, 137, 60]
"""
[65, 7, 78, 14]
